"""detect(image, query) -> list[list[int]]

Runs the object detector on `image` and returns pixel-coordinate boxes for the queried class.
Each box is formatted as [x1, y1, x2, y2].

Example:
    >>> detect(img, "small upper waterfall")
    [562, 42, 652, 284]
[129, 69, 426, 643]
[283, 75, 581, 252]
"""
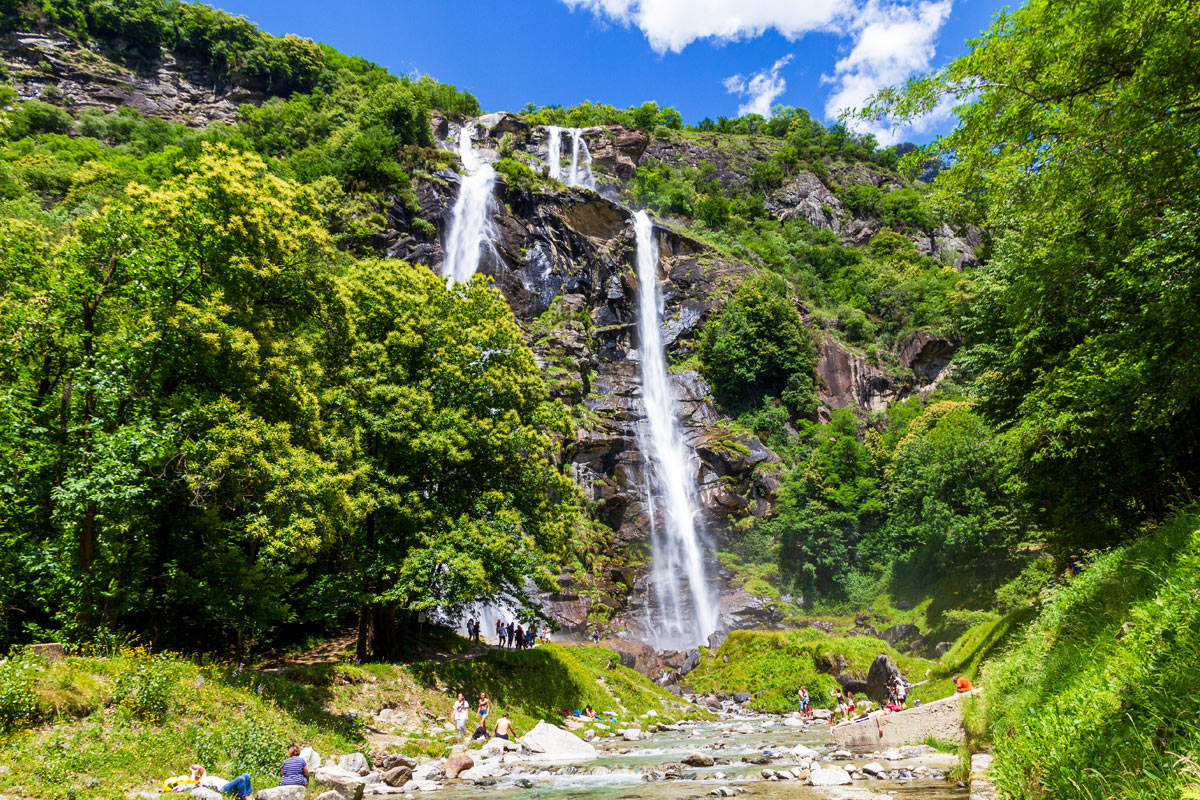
[633, 210, 718, 649]
[545, 126, 595, 190]
[546, 126, 563, 182]
[442, 125, 497, 285]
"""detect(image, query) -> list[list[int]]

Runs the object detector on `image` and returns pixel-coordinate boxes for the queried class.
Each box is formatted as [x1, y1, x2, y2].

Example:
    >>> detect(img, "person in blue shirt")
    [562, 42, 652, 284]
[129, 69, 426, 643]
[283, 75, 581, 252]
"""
[279, 744, 309, 787]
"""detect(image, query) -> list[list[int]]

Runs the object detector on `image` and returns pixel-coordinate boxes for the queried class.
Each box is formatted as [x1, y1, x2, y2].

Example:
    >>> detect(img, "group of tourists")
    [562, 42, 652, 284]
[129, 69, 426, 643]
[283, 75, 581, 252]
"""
[489, 619, 550, 649]
[161, 745, 309, 799]
[452, 690, 517, 742]
[886, 675, 908, 710]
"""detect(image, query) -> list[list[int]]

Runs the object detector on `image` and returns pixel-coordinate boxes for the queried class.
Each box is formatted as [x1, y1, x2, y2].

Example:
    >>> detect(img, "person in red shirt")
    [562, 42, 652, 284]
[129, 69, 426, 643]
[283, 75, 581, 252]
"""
[954, 676, 974, 693]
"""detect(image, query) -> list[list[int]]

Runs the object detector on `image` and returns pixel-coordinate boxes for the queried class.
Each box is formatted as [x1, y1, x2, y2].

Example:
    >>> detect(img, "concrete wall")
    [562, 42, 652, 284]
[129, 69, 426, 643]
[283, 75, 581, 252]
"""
[830, 690, 975, 751]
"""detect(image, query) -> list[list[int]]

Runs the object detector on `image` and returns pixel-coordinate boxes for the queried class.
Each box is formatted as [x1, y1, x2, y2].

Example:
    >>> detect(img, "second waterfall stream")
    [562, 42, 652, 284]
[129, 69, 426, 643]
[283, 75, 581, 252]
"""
[442, 125, 496, 284]
[633, 210, 718, 649]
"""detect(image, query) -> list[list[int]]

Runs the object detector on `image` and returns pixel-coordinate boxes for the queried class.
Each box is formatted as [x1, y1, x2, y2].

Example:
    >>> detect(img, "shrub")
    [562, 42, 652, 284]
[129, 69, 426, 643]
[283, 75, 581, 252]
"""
[994, 557, 1056, 612]
[224, 717, 291, 775]
[494, 158, 537, 194]
[112, 653, 179, 723]
[0, 654, 41, 733]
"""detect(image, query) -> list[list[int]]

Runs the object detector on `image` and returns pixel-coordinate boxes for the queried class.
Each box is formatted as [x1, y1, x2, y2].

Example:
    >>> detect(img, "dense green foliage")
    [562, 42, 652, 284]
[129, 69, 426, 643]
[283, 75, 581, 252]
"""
[698, 272, 817, 416]
[981, 510, 1200, 799]
[870, 0, 1200, 549]
[0, 77, 573, 655]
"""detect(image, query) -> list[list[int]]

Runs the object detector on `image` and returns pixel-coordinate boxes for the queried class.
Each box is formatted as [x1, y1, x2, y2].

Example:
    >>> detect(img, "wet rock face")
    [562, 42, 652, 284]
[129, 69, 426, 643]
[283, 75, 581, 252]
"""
[1, 32, 259, 125]
[816, 333, 900, 415]
[386, 157, 779, 636]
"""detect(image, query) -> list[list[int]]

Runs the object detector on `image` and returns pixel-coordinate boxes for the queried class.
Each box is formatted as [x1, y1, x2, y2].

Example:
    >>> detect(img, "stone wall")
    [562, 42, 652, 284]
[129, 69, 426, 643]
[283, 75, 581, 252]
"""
[830, 690, 975, 750]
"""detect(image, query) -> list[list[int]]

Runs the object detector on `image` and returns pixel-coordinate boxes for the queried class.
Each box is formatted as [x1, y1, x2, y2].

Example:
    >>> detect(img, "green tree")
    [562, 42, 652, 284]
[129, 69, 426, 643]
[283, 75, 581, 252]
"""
[334, 266, 578, 659]
[699, 272, 817, 416]
[866, 0, 1200, 547]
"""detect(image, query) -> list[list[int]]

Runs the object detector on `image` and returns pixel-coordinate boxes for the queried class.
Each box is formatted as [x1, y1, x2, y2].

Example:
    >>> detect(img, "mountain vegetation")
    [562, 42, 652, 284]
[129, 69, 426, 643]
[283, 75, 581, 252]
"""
[0, 0, 1198, 797]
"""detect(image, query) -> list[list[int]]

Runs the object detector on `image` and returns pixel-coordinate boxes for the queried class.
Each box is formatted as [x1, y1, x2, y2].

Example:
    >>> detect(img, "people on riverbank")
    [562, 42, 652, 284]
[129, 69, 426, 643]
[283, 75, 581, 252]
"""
[478, 692, 490, 722]
[453, 692, 470, 737]
[279, 744, 309, 788]
[494, 712, 516, 740]
[797, 686, 810, 718]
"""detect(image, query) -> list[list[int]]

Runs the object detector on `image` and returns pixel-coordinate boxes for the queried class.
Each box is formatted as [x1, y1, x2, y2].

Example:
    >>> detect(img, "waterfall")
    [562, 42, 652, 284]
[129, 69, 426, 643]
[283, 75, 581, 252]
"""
[545, 126, 595, 190]
[633, 210, 717, 649]
[442, 125, 497, 285]
[546, 126, 562, 181]
[568, 128, 596, 190]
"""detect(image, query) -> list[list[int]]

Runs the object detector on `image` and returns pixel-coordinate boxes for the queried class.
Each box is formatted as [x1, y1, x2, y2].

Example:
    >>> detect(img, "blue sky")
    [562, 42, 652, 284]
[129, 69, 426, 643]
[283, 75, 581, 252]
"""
[211, 0, 1011, 144]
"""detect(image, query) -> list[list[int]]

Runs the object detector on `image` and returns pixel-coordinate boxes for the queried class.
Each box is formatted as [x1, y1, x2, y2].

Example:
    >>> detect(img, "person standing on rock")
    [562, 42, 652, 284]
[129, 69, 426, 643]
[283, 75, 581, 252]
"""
[453, 692, 470, 738]
[278, 744, 309, 789]
[515, 624, 525, 650]
[507, 622, 516, 649]
[495, 618, 504, 645]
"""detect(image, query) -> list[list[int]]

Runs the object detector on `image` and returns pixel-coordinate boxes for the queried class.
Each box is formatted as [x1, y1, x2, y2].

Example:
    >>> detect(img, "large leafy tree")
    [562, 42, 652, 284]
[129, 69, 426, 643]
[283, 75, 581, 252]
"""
[866, 0, 1200, 547]
[332, 266, 577, 660]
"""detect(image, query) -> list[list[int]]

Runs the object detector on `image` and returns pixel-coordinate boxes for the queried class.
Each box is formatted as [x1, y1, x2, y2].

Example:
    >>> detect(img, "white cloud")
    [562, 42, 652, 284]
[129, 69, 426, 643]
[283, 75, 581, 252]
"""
[561, 0, 957, 141]
[822, 0, 953, 144]
[724, 54, 793, 117]
[561, 0, 856, 54]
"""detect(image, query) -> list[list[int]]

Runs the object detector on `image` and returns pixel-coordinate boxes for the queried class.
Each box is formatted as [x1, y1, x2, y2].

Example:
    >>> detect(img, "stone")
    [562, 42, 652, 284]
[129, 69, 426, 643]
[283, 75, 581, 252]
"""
[790, 744, 820, 758]
[622, 728, 643, 741]
[382, 767, 411, 787]
[681, 752, 715, 767]
[861, 762, 884, 776]
[382, 755, 418, 771]
[866, 654, 904, 703]
[479, 738, 518, 757]
[732, 692, 751, 704]
[315, 793, 344, 800]
[443, 753, 474, 780]
[519, 721, 598, 763]
[314, 766, 368, 800]
[301, 747, 322, 772]
[254, 787, 306, 800]
[583, 729, 596, 741]
[189, 790, 221, 800]
[808, 767, 853, 786]
[339, 753, 370, 776]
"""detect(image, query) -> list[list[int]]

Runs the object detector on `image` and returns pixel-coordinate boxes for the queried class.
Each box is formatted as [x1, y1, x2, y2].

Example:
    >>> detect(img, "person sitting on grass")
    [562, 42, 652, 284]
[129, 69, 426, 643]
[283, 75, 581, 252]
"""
[954, 676, 974, 693]
[584, 705, 597, 720]
[472, 720, 491, 741]
[279, 744, 309, 788]
[219, 772, 253, 800]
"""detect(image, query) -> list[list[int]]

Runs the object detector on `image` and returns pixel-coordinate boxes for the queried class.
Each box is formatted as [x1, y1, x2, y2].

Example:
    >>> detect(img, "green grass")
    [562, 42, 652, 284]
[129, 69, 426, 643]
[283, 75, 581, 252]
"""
[979, 509, 1200, 800]
[687, 628, 938, 713]
[0, 638, 701, 799]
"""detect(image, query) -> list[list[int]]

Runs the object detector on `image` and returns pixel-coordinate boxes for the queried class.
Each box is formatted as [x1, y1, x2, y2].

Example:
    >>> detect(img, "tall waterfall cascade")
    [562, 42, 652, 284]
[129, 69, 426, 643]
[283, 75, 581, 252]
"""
[442, 126, 497, 285]
[545, 126, 596, 190]
[633, 210, 718, 649]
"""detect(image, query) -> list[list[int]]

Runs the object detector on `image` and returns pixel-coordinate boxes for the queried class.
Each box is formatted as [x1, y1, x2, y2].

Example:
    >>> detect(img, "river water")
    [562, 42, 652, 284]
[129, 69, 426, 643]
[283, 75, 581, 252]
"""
[432, 712, 967, 800]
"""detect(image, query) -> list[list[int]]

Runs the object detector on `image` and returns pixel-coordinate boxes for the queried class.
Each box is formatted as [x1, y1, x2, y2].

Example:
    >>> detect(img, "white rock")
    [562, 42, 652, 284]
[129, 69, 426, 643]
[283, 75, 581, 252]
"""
[254, 787, 306, 800]
[339, 753, 370, 776]
[790, 744, 820, 758]
[808, 767, 853, 787]
[189, 790, 222, 800]
[519, 721, 598, 763]
[832, 749, 852, 759]
[861, 762, 884, 776]
[621, 728, 642, 742]
[301, 747, 322, 772]
[783, 717, 804, 727]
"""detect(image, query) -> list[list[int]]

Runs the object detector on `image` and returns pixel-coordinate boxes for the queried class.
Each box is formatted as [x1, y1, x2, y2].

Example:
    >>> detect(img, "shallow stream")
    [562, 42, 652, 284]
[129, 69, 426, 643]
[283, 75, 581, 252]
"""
[434, 712, 968, 800]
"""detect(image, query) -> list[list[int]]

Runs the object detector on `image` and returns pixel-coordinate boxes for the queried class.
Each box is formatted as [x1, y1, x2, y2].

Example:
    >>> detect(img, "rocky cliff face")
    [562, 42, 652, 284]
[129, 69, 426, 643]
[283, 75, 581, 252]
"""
[1, 31, 262, 125]
[386, 118, 784, 637]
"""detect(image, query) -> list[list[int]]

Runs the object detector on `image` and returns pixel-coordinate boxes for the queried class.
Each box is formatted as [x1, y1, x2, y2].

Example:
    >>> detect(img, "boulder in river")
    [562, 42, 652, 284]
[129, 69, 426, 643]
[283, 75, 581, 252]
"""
[338, 753, 370, 776]
[313, 766, 367, 800]
[682, 752, 715, 767]
[808, 767, 853, 786]
[444, 753, 474, 779]
[519, 721, 598, 763]
[866, 653, 904, 702]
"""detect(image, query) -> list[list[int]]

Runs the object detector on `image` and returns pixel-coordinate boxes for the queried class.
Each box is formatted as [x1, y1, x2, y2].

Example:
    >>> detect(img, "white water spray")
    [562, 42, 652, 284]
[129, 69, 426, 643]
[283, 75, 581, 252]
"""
[442, 125, 497, 285]
[545, 126, 596, 190]
[633, 210, 717, 649]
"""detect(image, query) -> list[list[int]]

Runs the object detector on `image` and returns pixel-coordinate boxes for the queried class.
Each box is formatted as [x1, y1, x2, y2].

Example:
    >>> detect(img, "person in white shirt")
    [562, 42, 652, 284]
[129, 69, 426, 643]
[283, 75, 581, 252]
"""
[452, 692, 470, 737]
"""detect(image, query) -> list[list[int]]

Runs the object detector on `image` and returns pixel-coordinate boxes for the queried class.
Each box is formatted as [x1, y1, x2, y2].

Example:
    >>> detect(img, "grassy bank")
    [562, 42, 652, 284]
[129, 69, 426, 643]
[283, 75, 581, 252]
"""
[0, 639, 695, 799]
[980, 510, 1200, 800]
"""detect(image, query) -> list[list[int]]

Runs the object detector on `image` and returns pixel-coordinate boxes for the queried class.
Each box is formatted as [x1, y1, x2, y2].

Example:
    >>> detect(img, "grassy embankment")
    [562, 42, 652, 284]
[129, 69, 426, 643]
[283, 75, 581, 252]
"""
[979, 510, 1200, 800]
[0, 639, 695, 800]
